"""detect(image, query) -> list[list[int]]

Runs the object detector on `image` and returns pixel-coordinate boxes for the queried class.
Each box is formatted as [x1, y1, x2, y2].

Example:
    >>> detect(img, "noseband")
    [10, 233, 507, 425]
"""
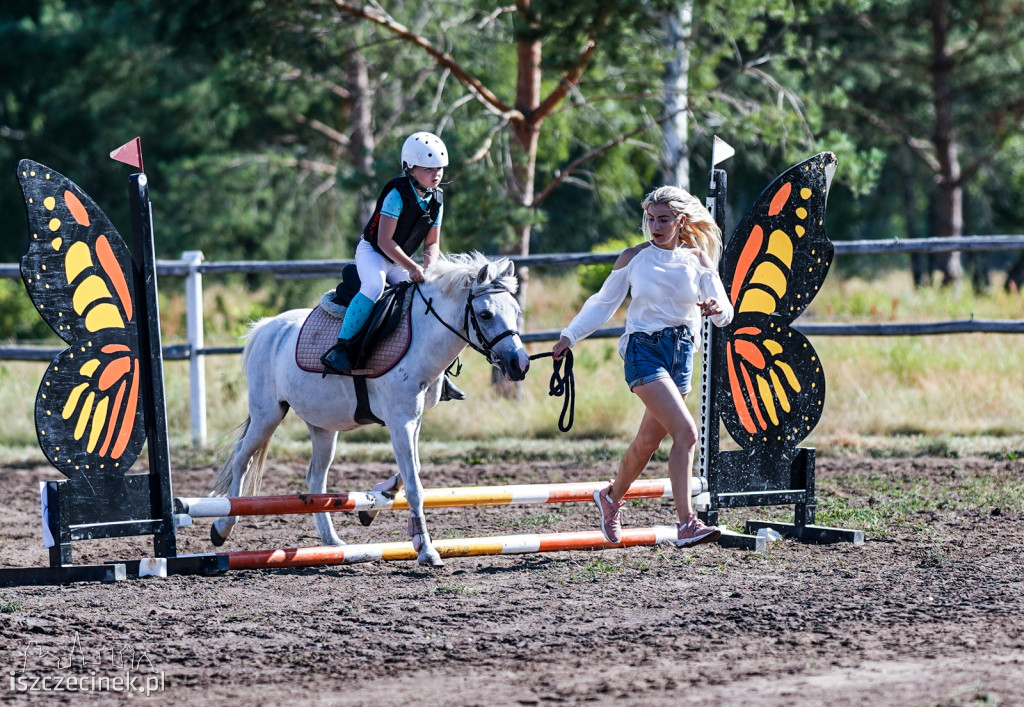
[413, 282, 520, 366]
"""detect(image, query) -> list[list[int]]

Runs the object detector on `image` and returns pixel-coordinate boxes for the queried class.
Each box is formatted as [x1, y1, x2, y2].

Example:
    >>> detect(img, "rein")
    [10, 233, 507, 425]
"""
[412, 282, 517, 365]
[529, 350, 575, 433]
[412, 282, 576, 432]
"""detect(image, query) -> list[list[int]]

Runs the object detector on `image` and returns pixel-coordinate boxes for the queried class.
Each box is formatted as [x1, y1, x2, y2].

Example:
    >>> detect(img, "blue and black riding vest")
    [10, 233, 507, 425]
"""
[362, 176, 443, 263]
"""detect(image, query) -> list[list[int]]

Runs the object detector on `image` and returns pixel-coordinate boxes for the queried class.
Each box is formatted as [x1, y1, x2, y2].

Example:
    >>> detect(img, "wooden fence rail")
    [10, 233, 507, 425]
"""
[2, 235, 1023, 444]
[3, 235, 1024, 281]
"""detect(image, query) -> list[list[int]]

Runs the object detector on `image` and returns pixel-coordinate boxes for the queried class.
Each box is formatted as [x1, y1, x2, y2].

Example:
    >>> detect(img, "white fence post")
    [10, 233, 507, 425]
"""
[182, 250, 207, 446]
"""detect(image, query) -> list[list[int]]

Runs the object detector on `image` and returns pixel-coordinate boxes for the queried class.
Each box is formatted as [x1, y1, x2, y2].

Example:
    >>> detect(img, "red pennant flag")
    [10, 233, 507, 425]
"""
[109, 137, 145, 172]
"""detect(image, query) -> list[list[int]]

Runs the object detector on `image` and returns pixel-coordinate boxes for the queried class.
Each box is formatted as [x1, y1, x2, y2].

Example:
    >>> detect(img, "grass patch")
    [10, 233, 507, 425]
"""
[730, 461, 1024, 540]
[572, 557, 626, 581]
[822, 467, 1021, 537]
[508, 512, 564, 529]
[1, 268, 1022, 467]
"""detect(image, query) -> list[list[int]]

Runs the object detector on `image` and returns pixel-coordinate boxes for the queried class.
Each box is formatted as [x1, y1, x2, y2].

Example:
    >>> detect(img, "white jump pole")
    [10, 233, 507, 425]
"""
[221, 526, 681, 570]
[177, 477, 710, 519]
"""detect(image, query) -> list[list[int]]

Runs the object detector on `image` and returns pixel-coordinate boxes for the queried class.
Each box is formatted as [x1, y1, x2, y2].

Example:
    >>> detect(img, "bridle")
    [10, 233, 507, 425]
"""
[412, 281, 520, 368]
[412, 279, 576, 433]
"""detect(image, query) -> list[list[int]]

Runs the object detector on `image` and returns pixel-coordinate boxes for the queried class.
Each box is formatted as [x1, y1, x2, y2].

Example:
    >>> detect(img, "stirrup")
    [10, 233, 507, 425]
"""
[320, 340, 353, 376]
[440, 375, 466, 402]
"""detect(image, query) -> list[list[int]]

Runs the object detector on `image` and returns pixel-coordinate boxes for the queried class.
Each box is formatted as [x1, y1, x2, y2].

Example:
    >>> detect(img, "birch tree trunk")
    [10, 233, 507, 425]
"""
[660, 2, 693, 192]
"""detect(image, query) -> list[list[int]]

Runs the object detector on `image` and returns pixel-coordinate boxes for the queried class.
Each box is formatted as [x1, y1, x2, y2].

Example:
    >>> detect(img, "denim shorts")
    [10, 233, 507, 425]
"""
[623, 325, 695, 393]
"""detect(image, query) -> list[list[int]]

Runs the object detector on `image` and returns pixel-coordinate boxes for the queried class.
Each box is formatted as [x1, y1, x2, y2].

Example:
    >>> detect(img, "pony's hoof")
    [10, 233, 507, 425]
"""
[210, 525, 227, 547]
[323, 537, 346, 547]
[361, 477, 401, 526]
[417, 549, 444, 568]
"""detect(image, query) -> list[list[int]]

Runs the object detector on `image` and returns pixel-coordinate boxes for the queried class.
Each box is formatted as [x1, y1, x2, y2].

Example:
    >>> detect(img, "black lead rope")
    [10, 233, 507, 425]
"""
[529, 349, 575, 432]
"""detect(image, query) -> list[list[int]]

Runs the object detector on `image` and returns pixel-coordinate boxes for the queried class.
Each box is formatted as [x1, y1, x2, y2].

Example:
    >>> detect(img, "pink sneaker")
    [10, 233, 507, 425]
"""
[594, 485, 624, 543]
[676, 514, 721, 547]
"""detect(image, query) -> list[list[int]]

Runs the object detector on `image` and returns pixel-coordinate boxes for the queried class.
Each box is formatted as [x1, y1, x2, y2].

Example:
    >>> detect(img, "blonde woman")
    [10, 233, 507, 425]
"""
[553, 186, 733, 547]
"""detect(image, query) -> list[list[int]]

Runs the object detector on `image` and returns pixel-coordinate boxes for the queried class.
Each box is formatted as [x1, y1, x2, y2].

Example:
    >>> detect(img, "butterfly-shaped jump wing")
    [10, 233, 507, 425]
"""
[717, 153, 836, 460]
[17, 159, 146, 478]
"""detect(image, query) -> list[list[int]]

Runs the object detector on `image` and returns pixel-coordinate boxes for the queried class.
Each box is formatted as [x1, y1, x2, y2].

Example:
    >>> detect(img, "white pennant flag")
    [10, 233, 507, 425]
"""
[711, 136, 735, 167]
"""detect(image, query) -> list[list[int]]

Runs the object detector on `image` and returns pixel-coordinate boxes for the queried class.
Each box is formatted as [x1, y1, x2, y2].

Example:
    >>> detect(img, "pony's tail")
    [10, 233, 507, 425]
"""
[208, 417, 273, 499]
[241, 316, 274, 370]
[208, 317, 277, 498]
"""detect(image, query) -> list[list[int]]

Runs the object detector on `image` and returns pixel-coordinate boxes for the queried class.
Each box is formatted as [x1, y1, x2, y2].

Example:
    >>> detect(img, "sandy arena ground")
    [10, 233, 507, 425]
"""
[0, 456, 1022, 706]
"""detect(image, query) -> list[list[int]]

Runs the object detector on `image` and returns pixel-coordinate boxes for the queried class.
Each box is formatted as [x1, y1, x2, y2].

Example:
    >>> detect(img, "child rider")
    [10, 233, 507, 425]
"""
[321, 131, 465, 401]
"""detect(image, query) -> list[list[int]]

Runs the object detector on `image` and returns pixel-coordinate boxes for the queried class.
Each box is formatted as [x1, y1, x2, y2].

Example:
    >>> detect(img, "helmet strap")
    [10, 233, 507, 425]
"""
[406, 170, 435, 196]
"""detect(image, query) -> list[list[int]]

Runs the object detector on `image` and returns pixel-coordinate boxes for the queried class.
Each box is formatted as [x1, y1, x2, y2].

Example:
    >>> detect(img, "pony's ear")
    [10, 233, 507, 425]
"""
[476, 264, 490, 285]
[501, 261, 514, 279]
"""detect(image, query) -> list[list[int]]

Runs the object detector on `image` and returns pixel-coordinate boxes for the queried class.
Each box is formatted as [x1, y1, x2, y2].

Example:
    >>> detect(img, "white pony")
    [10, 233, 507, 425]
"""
[208, 253, 530, 567]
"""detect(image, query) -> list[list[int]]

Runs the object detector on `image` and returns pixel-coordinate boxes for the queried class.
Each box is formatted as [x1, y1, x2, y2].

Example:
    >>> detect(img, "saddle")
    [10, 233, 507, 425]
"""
[295, 264, 414, 378]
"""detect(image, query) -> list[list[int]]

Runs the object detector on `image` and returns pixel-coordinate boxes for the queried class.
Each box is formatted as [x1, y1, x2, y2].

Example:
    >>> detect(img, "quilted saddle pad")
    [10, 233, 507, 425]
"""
[295, 295, 412, 378]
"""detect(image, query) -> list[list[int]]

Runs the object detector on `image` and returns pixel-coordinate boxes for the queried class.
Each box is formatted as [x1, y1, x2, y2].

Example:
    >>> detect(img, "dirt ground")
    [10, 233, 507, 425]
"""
[0, 455, 1021, 706]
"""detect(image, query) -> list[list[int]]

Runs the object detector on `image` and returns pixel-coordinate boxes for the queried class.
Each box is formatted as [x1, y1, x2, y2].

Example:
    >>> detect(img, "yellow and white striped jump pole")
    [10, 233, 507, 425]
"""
[222, 526, 681, 570]
[176, 477, 709, 519]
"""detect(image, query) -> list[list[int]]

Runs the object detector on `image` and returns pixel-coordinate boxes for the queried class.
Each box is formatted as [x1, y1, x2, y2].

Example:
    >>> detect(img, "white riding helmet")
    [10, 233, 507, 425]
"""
[401, 132, 448, 171]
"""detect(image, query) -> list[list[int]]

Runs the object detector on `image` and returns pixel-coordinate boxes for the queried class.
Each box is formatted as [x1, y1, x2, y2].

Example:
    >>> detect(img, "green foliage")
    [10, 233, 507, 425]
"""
[0, 280, 52, 342]
[160, 152, 354, 262]
[575, 235, 639, 298]
[0, 0, 844, 267]
[800, 0, 1024, 253]
[3, 0, 1024, 295]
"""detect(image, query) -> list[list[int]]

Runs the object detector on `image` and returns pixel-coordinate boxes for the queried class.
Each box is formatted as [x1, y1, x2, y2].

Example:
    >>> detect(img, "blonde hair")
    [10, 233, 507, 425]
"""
[640, 186, 723, 265]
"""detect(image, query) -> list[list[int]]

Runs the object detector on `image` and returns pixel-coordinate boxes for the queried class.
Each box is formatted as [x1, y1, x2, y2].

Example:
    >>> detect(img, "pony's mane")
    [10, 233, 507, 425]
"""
[426, 252, 518, 296]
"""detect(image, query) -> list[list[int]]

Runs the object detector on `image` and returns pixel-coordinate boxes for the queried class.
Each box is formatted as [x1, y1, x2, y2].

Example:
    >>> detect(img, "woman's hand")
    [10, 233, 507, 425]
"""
[699, 297, 723, 317]
[552, 335, 571, 360]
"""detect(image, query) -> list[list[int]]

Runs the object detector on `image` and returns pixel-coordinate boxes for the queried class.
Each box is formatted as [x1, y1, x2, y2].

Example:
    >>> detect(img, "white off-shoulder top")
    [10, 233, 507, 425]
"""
[560, 243, 734, 358]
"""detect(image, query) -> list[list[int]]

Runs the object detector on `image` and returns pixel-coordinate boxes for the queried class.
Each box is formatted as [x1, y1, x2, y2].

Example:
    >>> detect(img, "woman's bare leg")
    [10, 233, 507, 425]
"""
[609, 407, 666, 501]
[628, 378, 697, 522]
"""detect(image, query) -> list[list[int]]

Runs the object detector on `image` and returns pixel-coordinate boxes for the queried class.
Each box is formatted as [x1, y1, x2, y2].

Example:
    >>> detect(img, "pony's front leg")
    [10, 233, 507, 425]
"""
[388, 415, 443, 568]
[306, 425, 343, 546]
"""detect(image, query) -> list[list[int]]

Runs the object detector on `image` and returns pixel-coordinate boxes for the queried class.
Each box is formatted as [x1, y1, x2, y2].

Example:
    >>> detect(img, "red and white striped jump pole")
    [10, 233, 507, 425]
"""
[176, 477, 708, 519]
[221, 526, 680, 570]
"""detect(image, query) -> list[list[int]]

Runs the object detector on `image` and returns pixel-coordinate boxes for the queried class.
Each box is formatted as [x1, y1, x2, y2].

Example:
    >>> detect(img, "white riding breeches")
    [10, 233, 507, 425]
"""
[355, 238, 411, 301]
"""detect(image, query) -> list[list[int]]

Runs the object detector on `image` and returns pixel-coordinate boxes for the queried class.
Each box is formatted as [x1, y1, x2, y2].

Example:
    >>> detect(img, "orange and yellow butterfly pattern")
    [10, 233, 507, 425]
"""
[718, 153, 836, 455]
[17, 159, 146, 478]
